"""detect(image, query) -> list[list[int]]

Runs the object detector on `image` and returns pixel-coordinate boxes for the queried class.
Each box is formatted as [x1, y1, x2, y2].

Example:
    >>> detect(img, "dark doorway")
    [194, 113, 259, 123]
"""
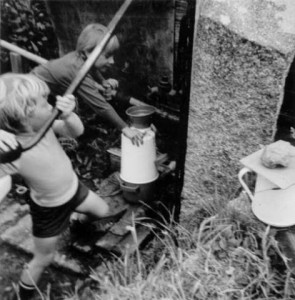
[275, 57, 295, 144]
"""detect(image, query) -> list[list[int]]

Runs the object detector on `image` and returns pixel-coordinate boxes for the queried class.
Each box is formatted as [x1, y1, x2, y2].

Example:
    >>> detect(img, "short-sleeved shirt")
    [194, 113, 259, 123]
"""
[31, 52, 126, 130]
[0, 129, 78, 207]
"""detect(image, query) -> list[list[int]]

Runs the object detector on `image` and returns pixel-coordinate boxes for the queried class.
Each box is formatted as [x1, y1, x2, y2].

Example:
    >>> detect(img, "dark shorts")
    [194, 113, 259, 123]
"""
[28, 181, 89, 238]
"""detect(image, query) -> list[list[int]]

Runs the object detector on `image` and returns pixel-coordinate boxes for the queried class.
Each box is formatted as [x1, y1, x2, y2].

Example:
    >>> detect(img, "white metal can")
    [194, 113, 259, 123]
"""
[120, 127, 159, 184]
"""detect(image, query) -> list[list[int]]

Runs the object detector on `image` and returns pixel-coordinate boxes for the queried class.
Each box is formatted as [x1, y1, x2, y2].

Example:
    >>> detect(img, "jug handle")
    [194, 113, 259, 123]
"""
[155, 153, 168, 167]
[238, 167, 255, 202]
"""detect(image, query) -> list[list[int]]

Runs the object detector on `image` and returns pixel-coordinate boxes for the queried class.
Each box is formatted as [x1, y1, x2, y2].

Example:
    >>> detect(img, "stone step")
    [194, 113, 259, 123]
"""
[0, 202, 29, 231]
[112, 225, 153, 256]
[0, 213, 84, 274]
[95, 204, 148, 252]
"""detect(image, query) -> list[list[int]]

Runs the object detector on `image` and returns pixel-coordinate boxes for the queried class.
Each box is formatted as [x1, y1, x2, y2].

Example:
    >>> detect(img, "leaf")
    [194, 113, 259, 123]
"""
[74, 167, 80, 176]
[14, 26, 26, 33]
[228, 237, 240, 247]
[242, 237, 251, 249]
[20, 13, 26, 20]
[9, 7, 18, 15]
[219, 238, 228, 250]
[21, 36, 28, 42]
[30, 41, 38, 53]
[82, 172, 92, 179]
[86, 159, 93, 171]
[9, 17, 21, 24]
[76, 154, 83, 164]
[37, 22, 45, 30]
[225, 266, 235, 276]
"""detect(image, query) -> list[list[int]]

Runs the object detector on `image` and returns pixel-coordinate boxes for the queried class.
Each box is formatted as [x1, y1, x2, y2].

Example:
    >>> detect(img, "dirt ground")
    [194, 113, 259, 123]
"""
[0, 242, 84, 300]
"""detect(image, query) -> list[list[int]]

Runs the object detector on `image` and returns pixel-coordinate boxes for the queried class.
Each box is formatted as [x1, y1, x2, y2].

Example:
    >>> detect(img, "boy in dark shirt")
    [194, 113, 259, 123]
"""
[32, 23, 144, 145]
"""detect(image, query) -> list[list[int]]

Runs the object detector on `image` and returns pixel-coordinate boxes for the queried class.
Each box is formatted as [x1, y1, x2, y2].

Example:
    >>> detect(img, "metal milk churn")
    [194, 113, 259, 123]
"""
[120, 105, 158, 203]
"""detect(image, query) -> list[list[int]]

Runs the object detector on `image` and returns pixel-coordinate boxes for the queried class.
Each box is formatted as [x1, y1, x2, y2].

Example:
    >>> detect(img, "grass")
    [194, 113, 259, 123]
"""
[55, 194, 295, 300]
[6, 193, 291, 300]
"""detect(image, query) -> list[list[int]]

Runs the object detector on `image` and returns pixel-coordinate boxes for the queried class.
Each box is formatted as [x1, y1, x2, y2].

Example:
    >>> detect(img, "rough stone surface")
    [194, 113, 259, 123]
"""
[203, 0, 295, 54]
[181, 0, 295, 221]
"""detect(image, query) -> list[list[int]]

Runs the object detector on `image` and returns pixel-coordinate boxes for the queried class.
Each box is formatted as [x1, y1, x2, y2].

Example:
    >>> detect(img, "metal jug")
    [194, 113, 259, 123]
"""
[120, 127, 158, 184]
[120, 105, 158, 203]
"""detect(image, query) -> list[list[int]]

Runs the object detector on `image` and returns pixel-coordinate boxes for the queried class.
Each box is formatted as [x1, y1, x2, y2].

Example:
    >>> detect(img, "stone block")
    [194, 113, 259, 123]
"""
[0, 203, 29, 229]
[1, 214, 83, 274]
[181, 3, 295, 219]
[113, 225, 152, 256]
[1, 214, 32, 251]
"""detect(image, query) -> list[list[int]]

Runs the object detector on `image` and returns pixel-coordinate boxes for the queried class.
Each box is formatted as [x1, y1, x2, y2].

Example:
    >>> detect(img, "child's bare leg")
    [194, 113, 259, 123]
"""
[20, 235, 59, 286]
[75, 190, 109, 220]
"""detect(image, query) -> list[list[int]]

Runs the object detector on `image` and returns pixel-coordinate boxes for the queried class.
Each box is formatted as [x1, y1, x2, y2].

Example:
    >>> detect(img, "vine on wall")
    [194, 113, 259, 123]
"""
[0, 0, 58, 72]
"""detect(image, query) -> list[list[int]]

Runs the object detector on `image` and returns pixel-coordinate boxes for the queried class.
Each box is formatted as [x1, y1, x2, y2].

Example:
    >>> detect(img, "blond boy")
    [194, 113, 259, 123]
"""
[0, 73, 109, 300]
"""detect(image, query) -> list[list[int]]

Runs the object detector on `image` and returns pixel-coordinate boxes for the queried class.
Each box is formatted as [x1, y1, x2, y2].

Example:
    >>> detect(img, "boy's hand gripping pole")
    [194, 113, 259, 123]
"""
[0, 0, 133, 164]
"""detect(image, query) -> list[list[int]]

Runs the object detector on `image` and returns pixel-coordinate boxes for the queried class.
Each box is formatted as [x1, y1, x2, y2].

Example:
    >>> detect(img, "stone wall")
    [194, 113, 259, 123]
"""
[181, 0, 295, 222]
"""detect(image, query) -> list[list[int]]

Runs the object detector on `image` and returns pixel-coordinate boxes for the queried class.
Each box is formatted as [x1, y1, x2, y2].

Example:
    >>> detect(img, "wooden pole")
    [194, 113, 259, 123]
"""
[0, 39, 48, 65]
[9, 52, 24, 73]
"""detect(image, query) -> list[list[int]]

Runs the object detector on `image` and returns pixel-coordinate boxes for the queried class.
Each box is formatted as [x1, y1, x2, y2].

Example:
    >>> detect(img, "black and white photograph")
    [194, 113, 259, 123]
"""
[0, 0, 295, 299]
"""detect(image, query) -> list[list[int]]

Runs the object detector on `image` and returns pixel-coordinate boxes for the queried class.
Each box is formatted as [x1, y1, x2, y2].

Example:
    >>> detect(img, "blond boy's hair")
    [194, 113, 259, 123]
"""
[0, 73, 49, 133]
[76, 23, 119, 56]
[76, 23, 107, 55]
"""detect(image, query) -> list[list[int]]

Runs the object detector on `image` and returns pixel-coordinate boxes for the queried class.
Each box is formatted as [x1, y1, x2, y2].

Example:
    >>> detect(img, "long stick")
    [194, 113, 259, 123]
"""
[23, 0, 133, 151]
[0, 39, 48, 65]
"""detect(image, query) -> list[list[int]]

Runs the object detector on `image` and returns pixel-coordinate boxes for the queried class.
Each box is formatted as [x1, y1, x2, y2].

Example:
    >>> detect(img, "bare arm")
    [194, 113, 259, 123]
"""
[0, 175, 12, 204]
[53, 113, 84, 138]
[0, 130, 18, 151]
[0, 131, 17, 202]
[52, 95, 84, 138]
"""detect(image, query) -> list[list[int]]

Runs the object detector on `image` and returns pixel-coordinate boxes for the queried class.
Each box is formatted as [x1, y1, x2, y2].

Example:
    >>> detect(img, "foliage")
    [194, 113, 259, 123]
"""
[48, 194, 292, 300]
[0, 0, 58, 71]
[83, 210, 294, 300]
